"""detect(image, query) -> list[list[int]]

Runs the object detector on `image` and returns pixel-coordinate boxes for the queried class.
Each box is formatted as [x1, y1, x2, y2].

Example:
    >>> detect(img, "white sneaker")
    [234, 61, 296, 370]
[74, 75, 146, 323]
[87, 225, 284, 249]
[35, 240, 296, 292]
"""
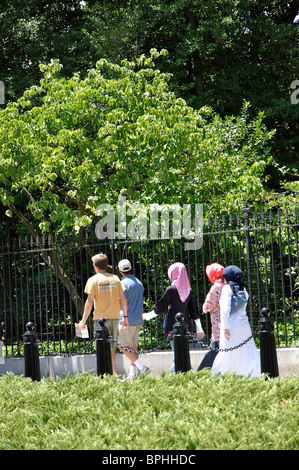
[125, 365, 138, 380]
[125, 373, 137, 380]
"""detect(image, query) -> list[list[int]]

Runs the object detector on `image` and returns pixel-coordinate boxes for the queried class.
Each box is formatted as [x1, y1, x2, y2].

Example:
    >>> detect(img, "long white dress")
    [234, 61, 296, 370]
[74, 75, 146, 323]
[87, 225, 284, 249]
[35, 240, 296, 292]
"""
[211, 284, 261, 377]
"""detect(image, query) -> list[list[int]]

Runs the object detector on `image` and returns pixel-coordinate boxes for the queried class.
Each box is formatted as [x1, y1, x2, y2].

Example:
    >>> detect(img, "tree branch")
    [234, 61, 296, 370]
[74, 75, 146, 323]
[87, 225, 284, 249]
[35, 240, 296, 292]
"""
[8, 201, 84, 315]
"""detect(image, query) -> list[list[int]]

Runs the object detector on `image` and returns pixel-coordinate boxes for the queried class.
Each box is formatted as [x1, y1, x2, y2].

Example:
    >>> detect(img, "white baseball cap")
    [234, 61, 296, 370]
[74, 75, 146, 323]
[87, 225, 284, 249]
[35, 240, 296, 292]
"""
[118, 259, 132, 272]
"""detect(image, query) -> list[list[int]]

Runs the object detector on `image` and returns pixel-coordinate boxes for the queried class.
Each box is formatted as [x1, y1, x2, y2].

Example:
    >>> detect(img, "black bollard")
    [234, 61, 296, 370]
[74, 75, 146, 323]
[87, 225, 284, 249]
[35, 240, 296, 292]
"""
[95, 318, 113, 377]
[23, 322, 41, 381]
[173, 313, 191, 373]
[258, 308, 279, 378]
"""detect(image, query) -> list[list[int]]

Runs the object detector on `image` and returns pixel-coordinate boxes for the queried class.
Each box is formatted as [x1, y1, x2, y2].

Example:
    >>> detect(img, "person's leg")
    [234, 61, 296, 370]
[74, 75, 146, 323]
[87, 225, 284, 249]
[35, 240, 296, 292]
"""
[110, 347, 117, 375]
[169, 339, 175, 374]
[121, 347, 139, 377]
[118, 326, 149, 377]
[197, 341, 219, 371]
[121, 346, 139, 366]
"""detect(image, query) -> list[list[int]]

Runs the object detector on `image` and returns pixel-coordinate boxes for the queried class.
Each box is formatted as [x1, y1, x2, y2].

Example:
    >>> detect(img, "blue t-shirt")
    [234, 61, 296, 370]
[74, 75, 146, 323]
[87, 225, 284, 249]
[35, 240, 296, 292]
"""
[121, 275, 144, 326]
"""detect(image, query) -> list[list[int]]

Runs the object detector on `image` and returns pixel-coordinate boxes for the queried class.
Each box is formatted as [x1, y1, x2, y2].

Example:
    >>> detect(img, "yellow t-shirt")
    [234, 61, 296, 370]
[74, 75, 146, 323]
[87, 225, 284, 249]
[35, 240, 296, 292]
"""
[84, 272, 125, 320]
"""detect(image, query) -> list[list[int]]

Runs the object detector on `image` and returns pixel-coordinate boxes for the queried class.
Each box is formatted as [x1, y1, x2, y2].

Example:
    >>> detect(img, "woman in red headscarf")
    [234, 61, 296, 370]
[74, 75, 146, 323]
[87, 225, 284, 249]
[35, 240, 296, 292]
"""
[197, 263, 225, 371]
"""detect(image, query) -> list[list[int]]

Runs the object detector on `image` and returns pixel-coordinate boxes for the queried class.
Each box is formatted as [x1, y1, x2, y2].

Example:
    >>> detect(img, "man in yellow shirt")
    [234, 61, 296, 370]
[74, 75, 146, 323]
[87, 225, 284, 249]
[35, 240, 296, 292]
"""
[79, 253, 128, 374]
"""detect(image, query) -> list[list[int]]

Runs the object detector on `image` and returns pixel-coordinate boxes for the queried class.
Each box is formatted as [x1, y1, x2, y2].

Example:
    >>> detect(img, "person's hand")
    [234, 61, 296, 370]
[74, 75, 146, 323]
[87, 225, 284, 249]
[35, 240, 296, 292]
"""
[121, 317, 129, 329]
[224, 329, 230, 340]
[78, 320, 85, 330]
[197, 331, 205, 340]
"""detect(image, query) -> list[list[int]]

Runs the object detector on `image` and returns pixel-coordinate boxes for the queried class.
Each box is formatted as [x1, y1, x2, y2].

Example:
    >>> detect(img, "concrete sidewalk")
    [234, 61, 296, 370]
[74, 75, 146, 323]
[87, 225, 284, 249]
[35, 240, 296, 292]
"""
[0, 348, 298, 380]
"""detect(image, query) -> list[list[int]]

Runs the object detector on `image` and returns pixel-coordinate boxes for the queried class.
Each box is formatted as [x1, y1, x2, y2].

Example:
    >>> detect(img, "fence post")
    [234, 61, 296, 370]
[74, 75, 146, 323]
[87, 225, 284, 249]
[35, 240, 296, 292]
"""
[95, 318, 113, 377]
[242, 202, 254, 328]
[23, 322, 41, 381]
[0, 340, 4, 364]
[258, 308, 279, 378]
[173, 313, 191, 373]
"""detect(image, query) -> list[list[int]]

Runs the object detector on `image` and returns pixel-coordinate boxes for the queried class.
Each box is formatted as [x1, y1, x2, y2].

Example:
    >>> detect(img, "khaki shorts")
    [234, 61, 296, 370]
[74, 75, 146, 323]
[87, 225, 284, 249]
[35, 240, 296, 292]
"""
[118, 325, 141, 349]
[93, 318, 120, 344]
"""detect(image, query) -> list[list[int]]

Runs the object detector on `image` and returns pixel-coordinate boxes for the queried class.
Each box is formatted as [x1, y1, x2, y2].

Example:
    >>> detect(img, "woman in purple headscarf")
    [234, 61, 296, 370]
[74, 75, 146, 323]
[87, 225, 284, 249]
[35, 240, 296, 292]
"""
[211, 265, 261, 378]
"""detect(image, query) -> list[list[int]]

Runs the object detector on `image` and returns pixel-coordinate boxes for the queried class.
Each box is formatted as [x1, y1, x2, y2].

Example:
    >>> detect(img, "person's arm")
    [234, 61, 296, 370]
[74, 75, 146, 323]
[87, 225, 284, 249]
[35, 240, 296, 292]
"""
[202, 284, 221, 313]
[194, 318, 205, 340]
[79, 293, 94, 328]
[219, 285, 232, 340]
[188, 293, 205, 339]
[154, 287, 172, 315]
[119, 291, 128, 328]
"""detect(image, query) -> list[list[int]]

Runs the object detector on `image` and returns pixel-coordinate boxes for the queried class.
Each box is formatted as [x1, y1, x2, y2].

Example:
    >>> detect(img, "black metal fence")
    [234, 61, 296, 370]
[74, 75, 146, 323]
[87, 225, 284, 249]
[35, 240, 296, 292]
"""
[1, 205, 298, 356]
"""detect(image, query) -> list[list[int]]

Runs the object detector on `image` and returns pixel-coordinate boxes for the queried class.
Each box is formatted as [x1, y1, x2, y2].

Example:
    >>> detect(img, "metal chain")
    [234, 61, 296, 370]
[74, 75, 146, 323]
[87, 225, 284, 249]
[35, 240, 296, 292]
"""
[109, 330, 256, 356]
[3, 342, 24, 359]
[213, 335, 254, 352]
[34, 339, 96, 357]
[108, 334, 173, 355]
[3, 329, 258, 359]
[186, 330, 257, 353]
[4, 335, 172, 359]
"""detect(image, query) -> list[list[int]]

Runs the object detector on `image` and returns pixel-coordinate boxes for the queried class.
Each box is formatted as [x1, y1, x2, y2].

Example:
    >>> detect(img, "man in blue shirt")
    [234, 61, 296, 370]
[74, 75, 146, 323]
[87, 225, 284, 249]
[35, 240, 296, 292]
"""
[118, 259, 150, 379]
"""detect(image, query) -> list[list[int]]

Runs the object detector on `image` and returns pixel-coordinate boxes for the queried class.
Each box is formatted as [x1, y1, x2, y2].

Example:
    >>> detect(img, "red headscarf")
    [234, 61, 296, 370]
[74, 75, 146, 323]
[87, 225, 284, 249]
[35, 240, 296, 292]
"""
[168, 262, 191, 303]
[206, 263, 224, 284]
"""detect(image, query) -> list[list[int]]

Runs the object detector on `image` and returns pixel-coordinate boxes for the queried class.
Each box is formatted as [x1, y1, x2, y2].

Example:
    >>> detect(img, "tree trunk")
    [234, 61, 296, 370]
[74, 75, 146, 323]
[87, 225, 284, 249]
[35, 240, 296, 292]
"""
[184, 7, 205, 95]
[8, 203, 84, 315]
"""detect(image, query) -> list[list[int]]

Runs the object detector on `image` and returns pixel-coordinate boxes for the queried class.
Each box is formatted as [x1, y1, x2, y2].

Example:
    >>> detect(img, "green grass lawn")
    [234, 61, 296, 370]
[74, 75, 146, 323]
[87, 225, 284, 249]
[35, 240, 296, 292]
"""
[0, 370, 298, 450]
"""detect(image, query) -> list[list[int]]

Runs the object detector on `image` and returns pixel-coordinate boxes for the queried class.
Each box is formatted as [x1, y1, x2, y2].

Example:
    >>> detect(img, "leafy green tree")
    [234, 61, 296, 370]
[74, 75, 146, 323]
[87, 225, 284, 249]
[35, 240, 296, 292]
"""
[0, 0, 93, 101]
[0, 51, 282, 240]
[1, 0, 297, 174]
[84, 0, 299, 172]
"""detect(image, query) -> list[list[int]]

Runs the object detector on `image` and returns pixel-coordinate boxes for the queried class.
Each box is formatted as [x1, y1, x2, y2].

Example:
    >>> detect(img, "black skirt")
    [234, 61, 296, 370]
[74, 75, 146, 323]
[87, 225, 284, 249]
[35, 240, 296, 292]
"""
[197, 341, 219, 371]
